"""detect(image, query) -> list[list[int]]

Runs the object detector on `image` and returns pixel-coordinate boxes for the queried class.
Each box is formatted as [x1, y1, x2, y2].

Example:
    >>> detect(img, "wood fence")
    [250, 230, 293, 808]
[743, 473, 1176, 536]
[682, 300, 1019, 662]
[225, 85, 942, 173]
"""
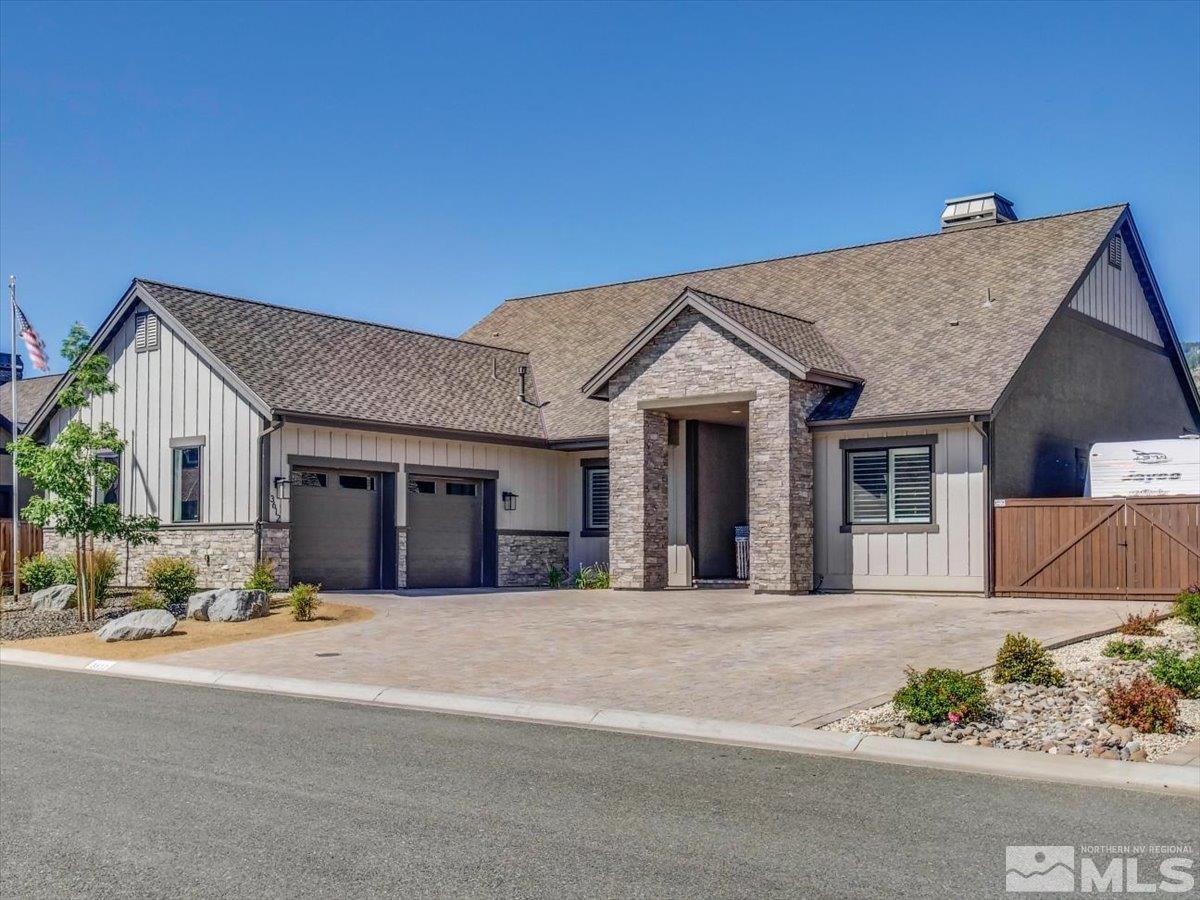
[994, 496, 1200, 600]
[0, 521, 44, 586]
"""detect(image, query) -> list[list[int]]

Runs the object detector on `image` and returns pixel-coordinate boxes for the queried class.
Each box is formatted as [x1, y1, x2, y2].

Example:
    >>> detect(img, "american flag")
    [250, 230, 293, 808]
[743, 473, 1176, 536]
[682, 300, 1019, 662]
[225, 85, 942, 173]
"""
[15, 304, 49, 372]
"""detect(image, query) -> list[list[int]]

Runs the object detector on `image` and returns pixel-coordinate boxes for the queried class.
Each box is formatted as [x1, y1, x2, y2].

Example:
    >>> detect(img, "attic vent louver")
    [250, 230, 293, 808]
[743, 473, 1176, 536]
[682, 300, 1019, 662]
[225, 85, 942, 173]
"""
[940, 192, 1017, 232]
[135, 311, 160, 352]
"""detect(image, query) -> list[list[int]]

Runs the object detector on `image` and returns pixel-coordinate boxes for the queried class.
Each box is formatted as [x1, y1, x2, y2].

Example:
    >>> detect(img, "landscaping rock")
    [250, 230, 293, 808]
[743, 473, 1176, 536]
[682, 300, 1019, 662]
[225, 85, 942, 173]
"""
[822, 615, 1200, 763]
[188, 588, 268, 622]
[28, 584, 76, 612]
[186, 589, 220, 620]
[96, 609, 176, 642]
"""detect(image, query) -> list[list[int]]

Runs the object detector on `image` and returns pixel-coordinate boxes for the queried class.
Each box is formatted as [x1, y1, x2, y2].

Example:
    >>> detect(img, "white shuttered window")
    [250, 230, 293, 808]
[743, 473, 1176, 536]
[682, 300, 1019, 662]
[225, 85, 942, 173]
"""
[847, 446, 933, 525]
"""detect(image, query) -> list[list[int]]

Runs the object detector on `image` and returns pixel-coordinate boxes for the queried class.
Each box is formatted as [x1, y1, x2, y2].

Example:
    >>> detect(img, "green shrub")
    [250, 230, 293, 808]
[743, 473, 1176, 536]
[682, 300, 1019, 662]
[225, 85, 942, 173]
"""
[993, 633, 1065, 686]
[1104, 675, 1179, 733]
[245, 560, 277, 593]
[144, 557, 198, 604]
[19, 554, 64, 592]
[893, 667, 989, 725]
[1174, 586, 1200, 628]
[1102, 638, 1150, 661]
[573, 564, 611, 590]
[547, 565, 566, 589]
[1118, 609, 1164, 636]
[1149, 650, 1200, 699]
[51, 555, 78, 586]
[129, 589, 166, 611]
[289, 583, 321, 622]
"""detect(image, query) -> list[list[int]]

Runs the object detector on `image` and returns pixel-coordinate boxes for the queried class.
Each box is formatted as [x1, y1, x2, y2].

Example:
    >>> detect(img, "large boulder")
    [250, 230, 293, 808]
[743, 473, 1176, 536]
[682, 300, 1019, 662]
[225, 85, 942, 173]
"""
[185, 589, 221, 620]
[187, 588, 269, 623]
[96, 609, 176, 642]
[28, 584, 76, 612]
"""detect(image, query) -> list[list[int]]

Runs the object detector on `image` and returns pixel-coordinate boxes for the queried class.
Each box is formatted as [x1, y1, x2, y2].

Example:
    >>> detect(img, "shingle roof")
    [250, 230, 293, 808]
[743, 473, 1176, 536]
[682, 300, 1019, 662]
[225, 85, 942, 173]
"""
[137, 281, 547, 441]
[685, 289, 856, 379]
[0, 374, 63, 431]
[463, 205, 1126, 438]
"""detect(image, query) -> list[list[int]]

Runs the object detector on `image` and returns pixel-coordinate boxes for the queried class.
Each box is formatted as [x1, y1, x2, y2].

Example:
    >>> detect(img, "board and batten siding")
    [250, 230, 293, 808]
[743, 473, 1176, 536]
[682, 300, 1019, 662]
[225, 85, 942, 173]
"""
[565, 450, 610, 571]
[1068, 234, 1163, 346]
[45, 303, 263, 525]
[267, 421, 576, 534]
[813, 422, 986, 593]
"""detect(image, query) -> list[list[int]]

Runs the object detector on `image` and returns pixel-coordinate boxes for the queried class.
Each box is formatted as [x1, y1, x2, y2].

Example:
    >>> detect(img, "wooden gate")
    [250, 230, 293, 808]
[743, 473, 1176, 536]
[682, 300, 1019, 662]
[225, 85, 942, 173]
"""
[0, 521, 44, 587]
[993, 496, 1200, 600]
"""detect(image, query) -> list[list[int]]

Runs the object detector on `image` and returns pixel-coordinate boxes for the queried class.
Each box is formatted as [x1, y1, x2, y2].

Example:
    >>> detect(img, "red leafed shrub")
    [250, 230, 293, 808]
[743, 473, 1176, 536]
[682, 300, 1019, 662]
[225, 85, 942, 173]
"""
[1117, 609, 1164, 637]
[1104, 675, 1180, 734]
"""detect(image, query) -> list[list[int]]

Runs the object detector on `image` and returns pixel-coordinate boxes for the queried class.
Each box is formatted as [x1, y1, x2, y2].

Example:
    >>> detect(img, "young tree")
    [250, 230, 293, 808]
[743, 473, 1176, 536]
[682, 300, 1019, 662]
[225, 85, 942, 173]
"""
[7, 323, 158, 620]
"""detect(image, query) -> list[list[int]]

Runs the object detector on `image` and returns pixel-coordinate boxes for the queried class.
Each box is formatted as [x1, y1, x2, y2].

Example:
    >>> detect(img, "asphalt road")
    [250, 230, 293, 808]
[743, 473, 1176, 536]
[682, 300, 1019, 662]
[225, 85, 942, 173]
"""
[1, 666, 1196, 899]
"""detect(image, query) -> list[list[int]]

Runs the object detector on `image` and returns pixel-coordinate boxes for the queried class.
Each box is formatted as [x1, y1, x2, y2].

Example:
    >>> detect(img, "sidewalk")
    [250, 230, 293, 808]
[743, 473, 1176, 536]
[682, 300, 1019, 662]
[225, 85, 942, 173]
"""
[3, 645, 1197, 799]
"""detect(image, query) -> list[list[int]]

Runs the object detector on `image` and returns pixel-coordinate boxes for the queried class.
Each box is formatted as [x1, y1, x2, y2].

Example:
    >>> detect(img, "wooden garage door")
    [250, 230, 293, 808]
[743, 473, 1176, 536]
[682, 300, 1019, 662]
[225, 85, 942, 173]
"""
[289, 468, 381, 590]
[994, 496, 1200, 599]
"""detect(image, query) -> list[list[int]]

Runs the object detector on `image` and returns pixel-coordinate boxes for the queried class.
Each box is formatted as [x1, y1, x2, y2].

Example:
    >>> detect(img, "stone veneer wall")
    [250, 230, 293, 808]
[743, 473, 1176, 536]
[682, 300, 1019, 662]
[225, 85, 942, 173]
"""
[608, 410, 669, 589]
[43, 525, 259, 589]
[606, 309, 827, 593]
[258, 524, 291, 589]
[498, 531, 569, 587]
[396, 527, 408, 589]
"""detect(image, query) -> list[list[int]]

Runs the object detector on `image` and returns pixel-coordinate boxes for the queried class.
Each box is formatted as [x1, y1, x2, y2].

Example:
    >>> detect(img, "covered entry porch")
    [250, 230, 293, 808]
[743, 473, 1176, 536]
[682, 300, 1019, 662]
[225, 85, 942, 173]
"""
[584, 289, 861, 594]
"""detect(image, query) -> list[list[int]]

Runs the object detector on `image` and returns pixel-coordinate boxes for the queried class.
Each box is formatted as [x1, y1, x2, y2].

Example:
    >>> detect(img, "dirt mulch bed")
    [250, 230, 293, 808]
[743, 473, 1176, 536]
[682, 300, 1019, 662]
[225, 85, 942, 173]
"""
[0, 601, 372, 661]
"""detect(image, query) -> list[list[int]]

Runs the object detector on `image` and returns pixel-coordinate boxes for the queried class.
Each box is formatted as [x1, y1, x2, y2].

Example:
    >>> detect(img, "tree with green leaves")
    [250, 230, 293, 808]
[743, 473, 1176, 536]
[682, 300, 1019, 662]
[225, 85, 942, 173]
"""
[8, 323, 158, 620]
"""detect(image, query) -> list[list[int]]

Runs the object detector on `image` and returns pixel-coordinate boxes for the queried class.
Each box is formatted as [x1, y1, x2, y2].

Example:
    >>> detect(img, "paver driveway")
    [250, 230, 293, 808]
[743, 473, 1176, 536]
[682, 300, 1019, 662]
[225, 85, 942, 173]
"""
[158, 590, 1163, 726]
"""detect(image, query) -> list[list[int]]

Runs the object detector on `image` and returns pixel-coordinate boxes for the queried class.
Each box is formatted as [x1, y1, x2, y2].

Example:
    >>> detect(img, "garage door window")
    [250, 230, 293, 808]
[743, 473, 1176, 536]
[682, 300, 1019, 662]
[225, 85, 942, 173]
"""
[409, 480, 435, 494]
[338, 475, 376, 490]
[446, 482, 476, 496]
[172, 446, 202, 522]
[291, 472, 326, 488]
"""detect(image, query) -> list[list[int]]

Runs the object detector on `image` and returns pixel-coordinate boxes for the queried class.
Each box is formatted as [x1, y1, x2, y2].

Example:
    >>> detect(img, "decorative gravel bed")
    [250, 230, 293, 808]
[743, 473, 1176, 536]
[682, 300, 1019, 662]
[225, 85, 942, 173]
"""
[1, 595, 187, 643]
[823, 616, 1199, 762]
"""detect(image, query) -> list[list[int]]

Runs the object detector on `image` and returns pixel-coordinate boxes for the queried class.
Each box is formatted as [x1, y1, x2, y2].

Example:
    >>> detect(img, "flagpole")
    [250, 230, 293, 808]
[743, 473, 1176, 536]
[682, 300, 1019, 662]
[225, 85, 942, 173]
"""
[9, 276, 19, 607]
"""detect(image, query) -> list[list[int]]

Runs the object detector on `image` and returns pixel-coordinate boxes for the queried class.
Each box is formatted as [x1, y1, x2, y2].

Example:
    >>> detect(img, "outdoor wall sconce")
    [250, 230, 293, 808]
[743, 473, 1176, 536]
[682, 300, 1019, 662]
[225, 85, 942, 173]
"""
[273, 476, 290, 500]
[502, 491, 518, 511]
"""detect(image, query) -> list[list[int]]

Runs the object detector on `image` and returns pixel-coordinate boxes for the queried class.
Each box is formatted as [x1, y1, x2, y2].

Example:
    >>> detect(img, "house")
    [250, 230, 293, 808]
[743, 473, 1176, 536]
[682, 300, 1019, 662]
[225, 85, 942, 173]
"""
[26, 195, 1200, 594]
[1, 366, 63, 517]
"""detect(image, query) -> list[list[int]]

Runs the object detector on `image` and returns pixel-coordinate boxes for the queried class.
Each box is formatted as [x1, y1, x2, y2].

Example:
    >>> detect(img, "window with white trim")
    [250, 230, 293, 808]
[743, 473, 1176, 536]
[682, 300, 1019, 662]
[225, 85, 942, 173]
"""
[846, 445, 933, 525]
[583, 465, 610, 533]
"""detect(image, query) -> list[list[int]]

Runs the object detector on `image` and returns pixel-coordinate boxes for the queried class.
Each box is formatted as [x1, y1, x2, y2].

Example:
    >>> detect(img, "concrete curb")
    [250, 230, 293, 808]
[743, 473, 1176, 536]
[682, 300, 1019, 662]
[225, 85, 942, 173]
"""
[2, 647, 1196, 798]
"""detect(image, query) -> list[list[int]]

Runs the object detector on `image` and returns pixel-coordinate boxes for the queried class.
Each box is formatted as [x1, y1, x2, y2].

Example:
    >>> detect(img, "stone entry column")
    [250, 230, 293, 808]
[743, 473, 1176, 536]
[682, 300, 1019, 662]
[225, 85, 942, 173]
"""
[609, 407, 669, 590]
[748, 380, 826, 593]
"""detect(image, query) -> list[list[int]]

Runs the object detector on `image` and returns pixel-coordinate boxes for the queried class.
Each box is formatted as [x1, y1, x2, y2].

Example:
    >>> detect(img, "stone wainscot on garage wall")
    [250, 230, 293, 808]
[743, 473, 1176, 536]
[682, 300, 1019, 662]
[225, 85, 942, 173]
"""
[497, 531, 569, 587]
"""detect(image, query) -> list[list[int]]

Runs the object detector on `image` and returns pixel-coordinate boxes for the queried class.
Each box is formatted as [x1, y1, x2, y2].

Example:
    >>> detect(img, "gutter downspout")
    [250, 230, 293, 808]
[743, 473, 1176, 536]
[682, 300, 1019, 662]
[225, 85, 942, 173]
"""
[255, 417, 284, 563]
[969, 414, 994, 598]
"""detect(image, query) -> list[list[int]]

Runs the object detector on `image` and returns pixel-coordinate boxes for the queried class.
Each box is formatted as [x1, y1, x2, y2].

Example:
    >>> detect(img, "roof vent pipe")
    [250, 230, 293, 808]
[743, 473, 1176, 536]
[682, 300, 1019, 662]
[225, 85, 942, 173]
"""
[941, 193, 1017, 232]
[517, 365, 529, 404]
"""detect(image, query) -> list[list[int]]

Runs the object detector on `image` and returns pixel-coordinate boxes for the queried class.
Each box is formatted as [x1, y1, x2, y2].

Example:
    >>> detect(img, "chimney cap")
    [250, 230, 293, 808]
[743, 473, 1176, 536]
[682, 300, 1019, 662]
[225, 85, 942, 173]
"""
[941, 192, 1017, 231]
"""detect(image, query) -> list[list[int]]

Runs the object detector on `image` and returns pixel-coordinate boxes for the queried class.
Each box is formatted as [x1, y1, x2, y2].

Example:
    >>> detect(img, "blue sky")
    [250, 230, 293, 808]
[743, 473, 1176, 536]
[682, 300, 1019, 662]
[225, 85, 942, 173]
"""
[1, 1, 1197, 373]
